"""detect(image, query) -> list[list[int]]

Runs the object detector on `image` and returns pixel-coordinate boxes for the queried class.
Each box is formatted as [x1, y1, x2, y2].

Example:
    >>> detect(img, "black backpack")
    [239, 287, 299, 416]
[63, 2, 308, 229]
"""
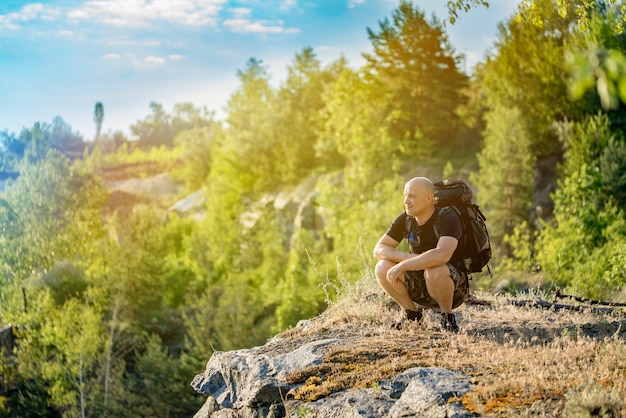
[405, 179, 492, 274]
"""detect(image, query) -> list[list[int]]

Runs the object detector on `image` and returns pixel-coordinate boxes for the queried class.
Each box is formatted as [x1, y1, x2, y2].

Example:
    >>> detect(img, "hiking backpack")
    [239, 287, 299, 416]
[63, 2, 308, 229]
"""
[406, 179, 492, 274]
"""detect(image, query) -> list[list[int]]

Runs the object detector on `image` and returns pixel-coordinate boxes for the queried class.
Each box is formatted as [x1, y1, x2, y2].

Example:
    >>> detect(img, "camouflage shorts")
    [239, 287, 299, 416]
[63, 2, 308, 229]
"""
[404, 264, 469, 310]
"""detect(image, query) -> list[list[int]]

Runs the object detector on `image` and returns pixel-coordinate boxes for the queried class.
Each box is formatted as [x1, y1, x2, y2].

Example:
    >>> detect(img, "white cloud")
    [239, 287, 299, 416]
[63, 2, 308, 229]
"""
[1, 0, 224, 30]
[103, 53, 121, 60]
[169, 54, 184, 60]
[231, 8, 252, 18]
[281, 0, 297, 10]
[223, 8, 299, 34]
[348, 0, 367, 8]
[223, 18, 300, 34]
[105, 39, 162, 47]
[145, 55, 166, 64]
[67, 0, 227, 27]
[0, 3, 59, 30]
[56, 30, 76, 37]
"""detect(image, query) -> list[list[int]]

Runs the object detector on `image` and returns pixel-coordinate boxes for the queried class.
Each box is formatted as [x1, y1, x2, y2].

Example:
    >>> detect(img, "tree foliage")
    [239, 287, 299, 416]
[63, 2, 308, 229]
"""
[131, 102, 213, 148]
[364, 0, 468, 150]
[472, 106, 535, 257]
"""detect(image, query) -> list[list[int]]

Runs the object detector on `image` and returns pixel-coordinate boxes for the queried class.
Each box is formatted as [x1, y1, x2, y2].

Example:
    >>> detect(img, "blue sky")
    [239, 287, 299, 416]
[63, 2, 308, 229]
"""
[0, 0, 519, 141]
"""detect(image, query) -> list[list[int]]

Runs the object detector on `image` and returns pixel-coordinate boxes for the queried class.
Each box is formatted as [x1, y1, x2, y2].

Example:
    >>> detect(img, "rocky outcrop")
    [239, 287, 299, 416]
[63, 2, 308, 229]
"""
[239, 174, 328, 247]
[191, 332, 473, 418]
[0, 325, 14, 354]
[533, 155, 560, 221]
[190, 288, 626, 417]
[107, 172, 182, 200]
[168, 189, 207, 219]
[192, 339, 339, 415]
[105, 172, 183, 214]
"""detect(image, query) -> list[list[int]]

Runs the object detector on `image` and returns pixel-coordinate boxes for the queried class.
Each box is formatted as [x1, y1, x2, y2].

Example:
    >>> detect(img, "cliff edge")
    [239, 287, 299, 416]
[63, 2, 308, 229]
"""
[191, 284, 626, 417]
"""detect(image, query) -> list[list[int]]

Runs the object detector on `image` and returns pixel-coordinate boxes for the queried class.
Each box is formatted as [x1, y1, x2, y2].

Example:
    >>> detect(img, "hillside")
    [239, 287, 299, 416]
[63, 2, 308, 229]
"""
[192, 281, 626, 417]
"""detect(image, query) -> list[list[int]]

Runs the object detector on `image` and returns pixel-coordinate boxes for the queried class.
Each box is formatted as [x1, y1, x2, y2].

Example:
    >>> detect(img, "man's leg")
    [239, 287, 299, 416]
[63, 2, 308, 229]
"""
[375, 260, 418, 311]
[423, 265, 454, 313]
[424, 265, 459, 332]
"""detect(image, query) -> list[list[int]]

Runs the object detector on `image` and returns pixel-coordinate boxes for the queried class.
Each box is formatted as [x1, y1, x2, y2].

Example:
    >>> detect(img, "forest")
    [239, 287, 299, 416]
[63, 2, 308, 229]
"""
[1, 0, 626, 416]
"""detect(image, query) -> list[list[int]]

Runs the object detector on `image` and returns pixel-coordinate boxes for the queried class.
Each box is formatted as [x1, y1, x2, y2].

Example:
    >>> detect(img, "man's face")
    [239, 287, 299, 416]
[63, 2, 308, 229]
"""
[404, 182, 430, 217]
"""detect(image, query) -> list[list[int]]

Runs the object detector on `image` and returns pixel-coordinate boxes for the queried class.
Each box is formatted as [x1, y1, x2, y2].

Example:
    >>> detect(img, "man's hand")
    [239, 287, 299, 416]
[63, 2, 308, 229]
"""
[386, 263, 404, 284]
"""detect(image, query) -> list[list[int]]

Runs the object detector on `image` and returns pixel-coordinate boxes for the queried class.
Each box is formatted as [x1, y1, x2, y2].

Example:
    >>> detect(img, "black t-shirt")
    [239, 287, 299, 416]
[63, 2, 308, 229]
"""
[385, 207, 464, 269]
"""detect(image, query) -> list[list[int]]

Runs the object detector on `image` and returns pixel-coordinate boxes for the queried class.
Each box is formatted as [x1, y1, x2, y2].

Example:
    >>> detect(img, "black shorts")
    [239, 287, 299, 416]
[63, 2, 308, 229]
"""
[404, 264, 469, 310]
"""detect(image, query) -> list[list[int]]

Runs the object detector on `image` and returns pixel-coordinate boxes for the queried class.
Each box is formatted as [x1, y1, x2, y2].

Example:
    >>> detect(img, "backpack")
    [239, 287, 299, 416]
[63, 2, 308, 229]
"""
[405, 179, 492, 274]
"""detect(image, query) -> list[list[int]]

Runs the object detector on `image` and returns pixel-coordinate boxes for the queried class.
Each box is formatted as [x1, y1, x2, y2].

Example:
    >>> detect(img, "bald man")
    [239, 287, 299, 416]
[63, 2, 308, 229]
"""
[373, 177, 469, 332]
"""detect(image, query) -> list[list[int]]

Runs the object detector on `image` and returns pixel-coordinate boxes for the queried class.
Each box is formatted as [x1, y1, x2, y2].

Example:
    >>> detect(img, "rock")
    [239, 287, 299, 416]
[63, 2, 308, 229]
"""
[105, 172, 183, 213]
[168, 189, 207, 217]
[282, 368, 471, 418]
[386, 368, 472, 418]
[0, 325, 14, 353]
[191, 339, 339, 410]
[191, 339, 473, 417]
[108, 172, 181, 197]
[239, 174, 327, 247]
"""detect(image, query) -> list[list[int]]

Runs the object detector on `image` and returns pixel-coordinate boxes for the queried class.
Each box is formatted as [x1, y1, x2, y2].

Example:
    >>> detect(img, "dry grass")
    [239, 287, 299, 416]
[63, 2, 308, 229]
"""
[275, 280, 626, 417]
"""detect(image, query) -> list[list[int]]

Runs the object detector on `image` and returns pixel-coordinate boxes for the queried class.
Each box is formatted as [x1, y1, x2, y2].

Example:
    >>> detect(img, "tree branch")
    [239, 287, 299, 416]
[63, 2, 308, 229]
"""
[553, 288, 626, 307]
[509, 298, 617, 314]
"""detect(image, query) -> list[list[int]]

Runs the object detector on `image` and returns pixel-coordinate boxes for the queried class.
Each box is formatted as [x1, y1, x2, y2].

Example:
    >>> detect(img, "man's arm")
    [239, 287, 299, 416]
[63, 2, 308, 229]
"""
[373, 234, 415, 263]
[400, 236, 458, 270]
[385, 236, 459, 283]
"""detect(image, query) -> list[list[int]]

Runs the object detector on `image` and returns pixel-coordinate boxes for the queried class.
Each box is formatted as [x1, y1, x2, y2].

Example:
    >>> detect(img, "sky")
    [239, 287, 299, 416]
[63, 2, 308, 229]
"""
[0, 0, 520, 141]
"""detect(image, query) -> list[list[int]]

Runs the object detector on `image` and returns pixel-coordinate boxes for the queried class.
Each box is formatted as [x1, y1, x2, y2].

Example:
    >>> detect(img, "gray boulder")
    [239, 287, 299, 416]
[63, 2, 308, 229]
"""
[191, 339, 339, 411]
[285, 368, 472, 418]
[191, 339, 473, 418]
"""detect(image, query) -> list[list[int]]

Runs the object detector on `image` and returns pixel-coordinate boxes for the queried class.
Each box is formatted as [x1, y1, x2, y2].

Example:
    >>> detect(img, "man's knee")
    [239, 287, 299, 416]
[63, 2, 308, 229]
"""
[423, 265, 452, 286]
[375, 259, 395, 283]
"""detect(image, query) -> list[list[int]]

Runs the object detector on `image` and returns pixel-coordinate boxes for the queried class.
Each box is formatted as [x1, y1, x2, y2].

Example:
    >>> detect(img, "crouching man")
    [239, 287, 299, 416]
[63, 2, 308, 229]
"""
[373, 177, 469, 332]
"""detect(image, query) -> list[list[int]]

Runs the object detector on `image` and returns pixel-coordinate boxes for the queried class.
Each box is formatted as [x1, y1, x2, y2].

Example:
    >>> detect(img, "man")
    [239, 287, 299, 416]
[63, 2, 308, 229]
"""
[373, 177, 468, 332]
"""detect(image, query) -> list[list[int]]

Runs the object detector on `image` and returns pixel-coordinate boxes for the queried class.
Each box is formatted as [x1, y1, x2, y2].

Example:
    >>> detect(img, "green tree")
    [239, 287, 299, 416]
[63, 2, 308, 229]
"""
[445, 0, 489, 24]
[561, 112, 614, 177]
[173, 123, 221, 193]
[11, 118, 85, 163]
[534, 164, 626, 297]
[527, 114, 626, 297]
[364, 0, 468, 150]
[472, 106, 535, 257]
[132, 334, 203, 417]
[94, 102, 104, 144]
[516, 0, 626, 111]
[0, 151, 105, 292]
[223, 57, 278, 194]
[599, 135, 626, 207]
[319, 66, 403, 176]
[0, 130, 25, 168]
[273, 48, 343, 184]
[170, 102, 213, 133]
[565, 2, 626, 112]
[100, 207, 187, 346]
[131, 102, 173, 148]
[38, 298, 109, 417]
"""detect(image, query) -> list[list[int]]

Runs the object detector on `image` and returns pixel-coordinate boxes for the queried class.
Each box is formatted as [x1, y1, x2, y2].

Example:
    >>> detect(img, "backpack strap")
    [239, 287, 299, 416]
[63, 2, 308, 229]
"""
[404, 214, 412, 239]
[433, 206, 462, 241]
[406, 207, 460, 242]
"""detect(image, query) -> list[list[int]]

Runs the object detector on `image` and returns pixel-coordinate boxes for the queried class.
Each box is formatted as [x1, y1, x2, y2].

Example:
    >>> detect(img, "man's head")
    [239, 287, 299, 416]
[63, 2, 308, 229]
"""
[403, 177, 435, 218]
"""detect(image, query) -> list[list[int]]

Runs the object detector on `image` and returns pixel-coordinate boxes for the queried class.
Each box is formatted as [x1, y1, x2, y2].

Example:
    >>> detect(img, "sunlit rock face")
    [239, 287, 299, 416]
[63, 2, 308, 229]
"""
[191, 334, 473, 418]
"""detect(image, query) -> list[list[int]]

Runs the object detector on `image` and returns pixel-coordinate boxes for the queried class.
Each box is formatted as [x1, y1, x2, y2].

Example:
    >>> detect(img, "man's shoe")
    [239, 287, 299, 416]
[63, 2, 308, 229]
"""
[392, 308, 423, 330]
[440, 312, 459, 333]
